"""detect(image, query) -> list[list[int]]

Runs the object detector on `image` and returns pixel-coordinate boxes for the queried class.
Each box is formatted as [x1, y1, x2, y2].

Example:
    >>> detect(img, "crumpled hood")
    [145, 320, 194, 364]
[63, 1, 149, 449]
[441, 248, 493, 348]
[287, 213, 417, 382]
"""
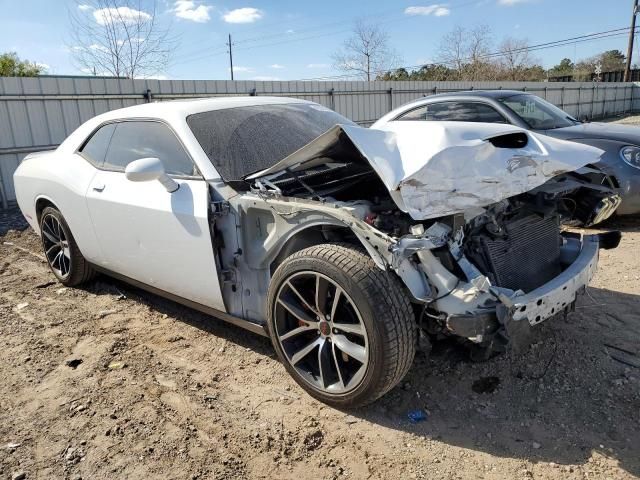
[248, 121, 604, 220]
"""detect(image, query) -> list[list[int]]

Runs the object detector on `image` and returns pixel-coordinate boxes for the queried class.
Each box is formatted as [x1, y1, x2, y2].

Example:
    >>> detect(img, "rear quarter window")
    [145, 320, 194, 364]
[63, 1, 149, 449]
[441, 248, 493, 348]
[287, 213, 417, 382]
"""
[79, 123, 116, 167]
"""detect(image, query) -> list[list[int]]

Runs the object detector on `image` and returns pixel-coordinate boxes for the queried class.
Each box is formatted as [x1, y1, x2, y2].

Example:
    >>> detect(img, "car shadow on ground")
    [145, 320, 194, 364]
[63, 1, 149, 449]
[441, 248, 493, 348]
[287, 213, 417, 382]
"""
[349, 286, 640, 476]
[598, 214, 640, 233]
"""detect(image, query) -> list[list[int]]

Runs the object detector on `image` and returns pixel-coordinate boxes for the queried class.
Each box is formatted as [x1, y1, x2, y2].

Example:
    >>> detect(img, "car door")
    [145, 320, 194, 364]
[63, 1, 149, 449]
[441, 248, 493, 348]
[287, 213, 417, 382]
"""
[396, 101, 508, 123]
[84, 119, 225, 311]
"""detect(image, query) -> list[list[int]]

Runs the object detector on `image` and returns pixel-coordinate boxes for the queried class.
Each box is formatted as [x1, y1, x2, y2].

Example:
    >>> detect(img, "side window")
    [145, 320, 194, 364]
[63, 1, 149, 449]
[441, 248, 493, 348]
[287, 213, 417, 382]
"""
[79, 123, 116, 167]
[469, 103, 507, 123]
[398, 102, 506, 123]
[397, 106, 428, 120]
[103, 121, 198, 176]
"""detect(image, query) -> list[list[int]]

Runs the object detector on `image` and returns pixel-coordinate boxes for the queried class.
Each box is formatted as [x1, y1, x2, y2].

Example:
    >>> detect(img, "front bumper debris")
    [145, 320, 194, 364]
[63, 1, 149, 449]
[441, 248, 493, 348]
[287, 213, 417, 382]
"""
[496, 233, 619, 349]
[449, 232, 620, 350]
[508, 235, 600, 326]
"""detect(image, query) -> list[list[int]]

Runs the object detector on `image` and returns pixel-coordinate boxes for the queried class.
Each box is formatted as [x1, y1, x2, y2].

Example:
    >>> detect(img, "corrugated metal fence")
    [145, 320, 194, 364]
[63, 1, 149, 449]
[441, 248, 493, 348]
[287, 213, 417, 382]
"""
[1, 76, 639, 208]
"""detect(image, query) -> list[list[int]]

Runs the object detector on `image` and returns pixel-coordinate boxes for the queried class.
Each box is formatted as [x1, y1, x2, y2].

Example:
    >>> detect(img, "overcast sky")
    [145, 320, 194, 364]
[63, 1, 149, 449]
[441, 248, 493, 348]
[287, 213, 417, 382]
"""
[0, 0, 635, 80]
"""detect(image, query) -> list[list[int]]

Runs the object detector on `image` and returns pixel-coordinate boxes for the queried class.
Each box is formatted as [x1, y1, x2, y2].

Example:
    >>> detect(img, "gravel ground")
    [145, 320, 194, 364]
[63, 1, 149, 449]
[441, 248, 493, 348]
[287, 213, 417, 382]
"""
[0, 213, 639, 480]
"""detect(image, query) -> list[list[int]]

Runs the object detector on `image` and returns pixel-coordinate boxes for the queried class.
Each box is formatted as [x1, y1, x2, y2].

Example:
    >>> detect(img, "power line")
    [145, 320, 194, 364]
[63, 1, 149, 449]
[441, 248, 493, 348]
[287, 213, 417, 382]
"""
[231, 0, 478, 47]
[170, 0, 479, 67]
[298, 27, 638, 81]
[170, 23, 635, 77]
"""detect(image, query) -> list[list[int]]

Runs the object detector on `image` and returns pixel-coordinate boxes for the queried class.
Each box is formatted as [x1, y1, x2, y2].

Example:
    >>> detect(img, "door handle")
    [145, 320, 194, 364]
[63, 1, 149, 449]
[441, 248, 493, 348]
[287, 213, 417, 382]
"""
[92, 184, 106, 192]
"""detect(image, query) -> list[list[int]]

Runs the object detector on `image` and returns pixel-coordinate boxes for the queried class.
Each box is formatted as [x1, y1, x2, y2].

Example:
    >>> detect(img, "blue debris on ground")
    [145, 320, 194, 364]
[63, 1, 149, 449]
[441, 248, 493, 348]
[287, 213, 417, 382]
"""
[407, 409, 428, 424]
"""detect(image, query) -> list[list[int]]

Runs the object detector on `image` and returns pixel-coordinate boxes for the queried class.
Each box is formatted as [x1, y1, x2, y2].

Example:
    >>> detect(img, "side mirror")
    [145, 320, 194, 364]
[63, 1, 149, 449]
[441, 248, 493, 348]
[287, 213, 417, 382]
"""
[124, 157, 179, 193]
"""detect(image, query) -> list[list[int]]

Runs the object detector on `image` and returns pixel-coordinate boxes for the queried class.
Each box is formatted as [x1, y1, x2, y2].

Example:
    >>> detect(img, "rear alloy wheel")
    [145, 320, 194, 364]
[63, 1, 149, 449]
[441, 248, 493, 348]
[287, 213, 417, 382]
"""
[40, 206, 95, 286]
[268, 243, 416, 408]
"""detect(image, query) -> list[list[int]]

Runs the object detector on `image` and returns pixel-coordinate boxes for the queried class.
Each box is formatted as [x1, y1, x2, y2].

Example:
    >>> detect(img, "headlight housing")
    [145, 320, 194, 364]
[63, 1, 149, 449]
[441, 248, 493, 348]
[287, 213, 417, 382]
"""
[620, 146, 640, 169]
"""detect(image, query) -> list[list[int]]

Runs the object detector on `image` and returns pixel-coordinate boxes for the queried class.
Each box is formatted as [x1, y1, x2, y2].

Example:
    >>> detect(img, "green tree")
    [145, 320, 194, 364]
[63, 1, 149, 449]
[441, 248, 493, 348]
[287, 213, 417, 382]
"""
[377, 64, 456, 81]
[548, 58, 574, 77]
[0, 52, 46, 77]
[598, 49, 625, 71]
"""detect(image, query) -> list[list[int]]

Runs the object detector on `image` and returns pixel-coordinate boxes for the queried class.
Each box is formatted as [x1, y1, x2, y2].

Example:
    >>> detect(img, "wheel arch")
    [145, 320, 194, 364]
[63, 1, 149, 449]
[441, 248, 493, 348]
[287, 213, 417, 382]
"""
[269, 223, 386, 275]
[35, 195, 61, 226]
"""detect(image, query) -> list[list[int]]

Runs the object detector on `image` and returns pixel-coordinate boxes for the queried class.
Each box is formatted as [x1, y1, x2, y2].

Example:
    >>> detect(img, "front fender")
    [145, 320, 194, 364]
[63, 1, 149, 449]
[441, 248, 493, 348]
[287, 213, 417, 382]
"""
[566, 138, 640, 214]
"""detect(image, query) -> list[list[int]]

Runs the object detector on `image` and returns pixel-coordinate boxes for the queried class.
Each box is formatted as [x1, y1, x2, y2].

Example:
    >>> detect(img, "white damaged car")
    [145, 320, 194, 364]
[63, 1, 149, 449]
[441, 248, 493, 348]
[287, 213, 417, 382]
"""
[13, 97, 621, 407]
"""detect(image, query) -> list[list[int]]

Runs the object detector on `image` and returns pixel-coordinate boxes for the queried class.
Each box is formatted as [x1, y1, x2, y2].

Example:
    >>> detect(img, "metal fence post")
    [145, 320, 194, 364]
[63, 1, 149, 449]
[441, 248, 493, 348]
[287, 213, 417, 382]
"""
[631, 83, 636, 113]
[624, 85, 629, 114]
[143, 88, 152, 102]
[613, 86, 618, 114]
[590, 85, 595, 120]
[560, 86, 565, 110]
[388, 87, 393, 111]
[577, 85, 582, 120]
[0, 171, 7, 210]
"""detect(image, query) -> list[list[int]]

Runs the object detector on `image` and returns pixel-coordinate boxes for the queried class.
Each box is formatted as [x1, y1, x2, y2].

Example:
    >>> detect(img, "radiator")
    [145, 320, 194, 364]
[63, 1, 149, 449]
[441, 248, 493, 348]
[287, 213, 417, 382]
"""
[473, 214, 561, 293]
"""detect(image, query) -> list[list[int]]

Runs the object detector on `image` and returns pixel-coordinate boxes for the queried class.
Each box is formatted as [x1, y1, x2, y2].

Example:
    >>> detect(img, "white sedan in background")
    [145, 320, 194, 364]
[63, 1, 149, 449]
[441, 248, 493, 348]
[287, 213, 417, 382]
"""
[14, 97, 620, 407]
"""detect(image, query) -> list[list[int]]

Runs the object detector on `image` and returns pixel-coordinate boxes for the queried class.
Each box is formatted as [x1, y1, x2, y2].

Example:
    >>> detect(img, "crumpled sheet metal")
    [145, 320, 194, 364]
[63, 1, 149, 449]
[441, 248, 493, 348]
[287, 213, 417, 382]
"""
[374, 121, 605, 220]
[249, 121, 604, 220]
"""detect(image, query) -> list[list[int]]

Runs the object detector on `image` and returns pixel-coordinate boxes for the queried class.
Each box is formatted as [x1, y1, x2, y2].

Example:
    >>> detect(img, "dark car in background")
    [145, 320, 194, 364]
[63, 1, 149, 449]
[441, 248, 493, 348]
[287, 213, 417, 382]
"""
[372, 90, 640, 215]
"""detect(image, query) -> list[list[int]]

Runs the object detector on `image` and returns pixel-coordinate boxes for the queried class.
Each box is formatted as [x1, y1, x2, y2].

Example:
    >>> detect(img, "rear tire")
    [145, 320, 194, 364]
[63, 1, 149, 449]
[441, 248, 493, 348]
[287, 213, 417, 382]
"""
[267, 243, 416, 408]
[40, 206, 95, 286]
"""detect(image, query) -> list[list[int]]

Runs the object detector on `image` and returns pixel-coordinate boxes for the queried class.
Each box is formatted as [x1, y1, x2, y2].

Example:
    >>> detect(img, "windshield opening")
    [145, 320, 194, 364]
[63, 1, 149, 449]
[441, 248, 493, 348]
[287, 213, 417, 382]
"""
[186, 103, 356, 183]
[499, 94, 578, 130]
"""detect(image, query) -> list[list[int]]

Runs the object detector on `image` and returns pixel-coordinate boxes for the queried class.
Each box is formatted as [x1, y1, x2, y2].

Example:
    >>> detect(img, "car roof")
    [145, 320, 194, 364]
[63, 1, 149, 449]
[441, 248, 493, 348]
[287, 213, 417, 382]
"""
[431, 89, 531, 99]
[92, 96, 313, 122]
[370, 89, 533, 127]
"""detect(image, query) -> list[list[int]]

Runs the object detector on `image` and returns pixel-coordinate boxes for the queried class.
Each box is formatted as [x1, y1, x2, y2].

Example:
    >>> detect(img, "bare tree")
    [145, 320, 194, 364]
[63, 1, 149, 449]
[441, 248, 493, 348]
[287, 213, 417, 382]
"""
[332, 20, 401, 80]
[497, 37, 539, 80]
[68, 0, 176, 78]
[436, 25, 494, 80]
[436, 26, 466, 75]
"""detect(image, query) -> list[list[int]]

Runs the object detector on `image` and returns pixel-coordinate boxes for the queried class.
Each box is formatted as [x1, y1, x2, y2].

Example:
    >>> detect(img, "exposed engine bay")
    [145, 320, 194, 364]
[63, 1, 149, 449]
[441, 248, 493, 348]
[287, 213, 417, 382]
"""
[235, 122, 622, 353]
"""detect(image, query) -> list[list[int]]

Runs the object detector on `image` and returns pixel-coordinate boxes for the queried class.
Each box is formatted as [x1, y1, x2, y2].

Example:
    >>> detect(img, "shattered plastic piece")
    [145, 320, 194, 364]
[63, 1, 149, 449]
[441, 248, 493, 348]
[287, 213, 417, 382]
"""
[407, 409, 428, 424]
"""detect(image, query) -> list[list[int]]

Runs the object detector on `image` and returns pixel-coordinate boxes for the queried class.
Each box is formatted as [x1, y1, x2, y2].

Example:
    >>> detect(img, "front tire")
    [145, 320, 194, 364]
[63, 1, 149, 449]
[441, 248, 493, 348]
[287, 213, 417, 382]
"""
[267, 243, 416, 408]
[40, 206, 95, 286]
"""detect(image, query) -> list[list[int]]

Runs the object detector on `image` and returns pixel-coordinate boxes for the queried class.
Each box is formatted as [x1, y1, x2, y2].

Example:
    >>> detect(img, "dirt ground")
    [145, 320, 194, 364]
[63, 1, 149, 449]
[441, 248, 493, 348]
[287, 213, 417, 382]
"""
[607, 114, 640, 126]
[1, 215, 639, 480]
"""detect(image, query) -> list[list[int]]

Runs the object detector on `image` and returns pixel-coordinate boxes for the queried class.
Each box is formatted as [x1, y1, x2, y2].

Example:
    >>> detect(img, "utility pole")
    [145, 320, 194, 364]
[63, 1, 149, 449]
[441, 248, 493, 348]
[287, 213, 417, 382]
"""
[624, 0, 638, 82]
[226, 33, 234, 81]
